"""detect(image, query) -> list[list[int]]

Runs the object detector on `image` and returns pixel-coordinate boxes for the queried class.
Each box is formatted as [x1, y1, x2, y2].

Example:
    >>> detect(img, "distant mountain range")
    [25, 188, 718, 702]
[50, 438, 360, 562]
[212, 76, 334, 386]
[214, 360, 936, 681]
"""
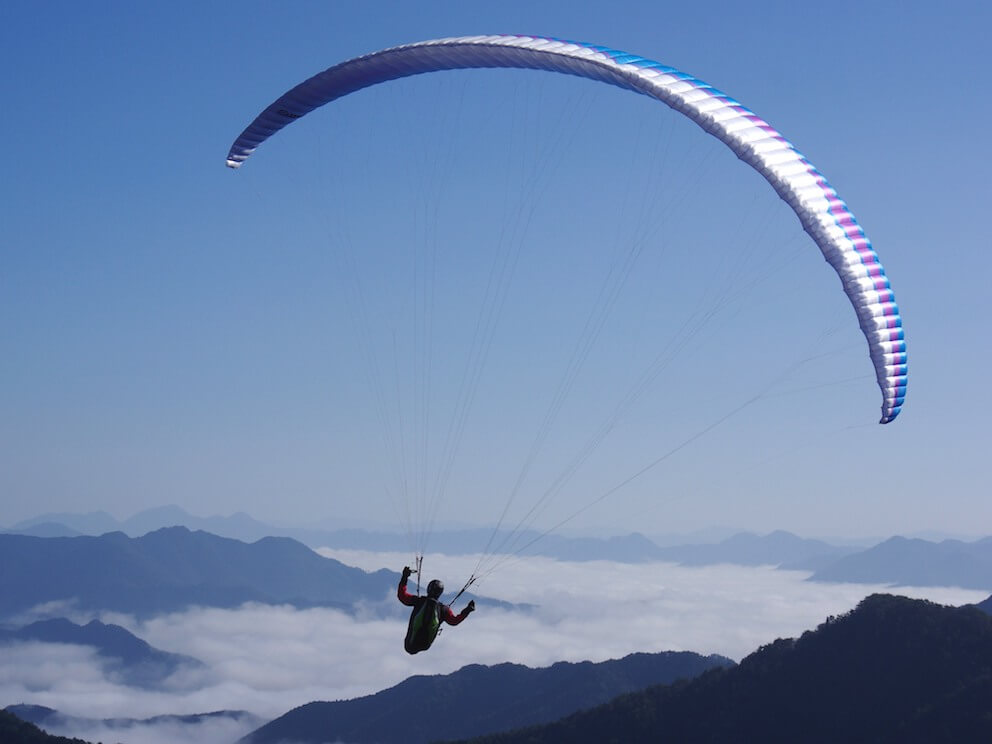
[656, 529, 854, 570]
[6, 507, 684, 559]
[0, 527, 394, 621]
[807, 536, 992, 590]
[450, 594, 992, 743]
[3, 521, 86, 538]
[0, 617, 202, 688]
[6, 507, 992, 591]
[6, 506, 273, 541]
[241, 651, 734, 744]
[4, 505, 855, 566]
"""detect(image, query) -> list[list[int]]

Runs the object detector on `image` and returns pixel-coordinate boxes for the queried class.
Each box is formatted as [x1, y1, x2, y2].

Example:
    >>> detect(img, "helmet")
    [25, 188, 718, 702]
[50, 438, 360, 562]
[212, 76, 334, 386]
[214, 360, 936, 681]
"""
[427, 579, 444, 598]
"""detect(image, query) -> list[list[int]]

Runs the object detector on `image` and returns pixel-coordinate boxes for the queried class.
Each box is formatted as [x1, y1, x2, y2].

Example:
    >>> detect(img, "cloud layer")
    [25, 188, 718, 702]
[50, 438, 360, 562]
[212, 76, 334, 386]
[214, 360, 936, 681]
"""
[2, 552, 985, 743]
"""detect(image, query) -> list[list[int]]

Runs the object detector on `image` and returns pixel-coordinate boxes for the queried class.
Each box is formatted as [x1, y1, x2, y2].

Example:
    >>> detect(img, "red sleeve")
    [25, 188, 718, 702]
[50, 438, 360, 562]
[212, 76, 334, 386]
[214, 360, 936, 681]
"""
[397, 577, 418, 607]
[442, 604, 470, 625]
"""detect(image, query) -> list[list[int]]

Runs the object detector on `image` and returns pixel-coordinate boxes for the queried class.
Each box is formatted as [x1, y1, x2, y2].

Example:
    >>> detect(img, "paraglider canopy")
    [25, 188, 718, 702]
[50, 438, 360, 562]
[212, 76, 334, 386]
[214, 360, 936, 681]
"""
[226, 34, 906, 424]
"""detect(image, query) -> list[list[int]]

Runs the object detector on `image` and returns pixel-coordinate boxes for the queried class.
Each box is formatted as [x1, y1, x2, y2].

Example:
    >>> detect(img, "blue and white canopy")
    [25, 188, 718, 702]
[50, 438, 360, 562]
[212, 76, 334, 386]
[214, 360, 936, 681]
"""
[227, 34, 906, 423]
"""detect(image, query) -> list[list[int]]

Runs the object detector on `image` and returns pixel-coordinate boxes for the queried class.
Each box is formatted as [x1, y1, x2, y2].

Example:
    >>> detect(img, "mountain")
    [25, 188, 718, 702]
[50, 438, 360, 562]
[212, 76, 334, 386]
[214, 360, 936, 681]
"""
[10, 511, 119, 536]
[455, 594, 992, 743]
[973, 595, 992, 615]
[306, 529, 670, 562]
[5, 508, 675, 561]
[268, 526, 677, 562]
[201, 523, 853, 569]
[16, 507, 990, 590]
[656, 530, 854, 569]
[324, 529, 854, 569]
[808, 535, 992, 590]
[0, 527, 395, 620]
[0, 709, 93, 744]
[6, 507, 857, 568]
[8, 506, 278, 543]
[121, 505, 280, 542]
[241, 651, 733, 744]
[0, 522, 83, 538]
[0, 617, 203, 688]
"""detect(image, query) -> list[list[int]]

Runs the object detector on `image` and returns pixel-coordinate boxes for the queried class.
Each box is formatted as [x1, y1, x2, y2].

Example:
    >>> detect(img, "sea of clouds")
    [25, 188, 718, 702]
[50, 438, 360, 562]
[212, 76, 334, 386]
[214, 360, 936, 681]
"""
[2, 551, 986, 744]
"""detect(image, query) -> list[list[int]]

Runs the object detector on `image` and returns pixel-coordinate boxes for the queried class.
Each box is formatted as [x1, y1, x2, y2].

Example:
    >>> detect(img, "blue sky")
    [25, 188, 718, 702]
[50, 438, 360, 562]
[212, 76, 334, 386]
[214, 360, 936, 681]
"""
[2, 1, 990, 539]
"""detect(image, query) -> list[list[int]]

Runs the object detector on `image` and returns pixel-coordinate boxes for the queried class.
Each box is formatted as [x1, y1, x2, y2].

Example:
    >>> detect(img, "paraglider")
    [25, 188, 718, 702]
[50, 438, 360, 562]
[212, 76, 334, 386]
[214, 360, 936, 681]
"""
[226, 34, 906, 425]
[226, 37, 907, 643]
[398, 566, 475, 654]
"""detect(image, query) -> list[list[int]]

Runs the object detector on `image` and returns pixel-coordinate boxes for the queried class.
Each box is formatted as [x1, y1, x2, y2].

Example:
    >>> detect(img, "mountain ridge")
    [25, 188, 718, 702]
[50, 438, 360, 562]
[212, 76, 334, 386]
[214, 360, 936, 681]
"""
[0, 709, 93, 743]
[808, 535, 992, 590]
[0, 527, 394, 621]
[454, 594, 992, 743]
[241, 651, 733, 744]
[7, 506, 862, 568]
[8, 508, 992, 590]
[0, 617, 203, 688]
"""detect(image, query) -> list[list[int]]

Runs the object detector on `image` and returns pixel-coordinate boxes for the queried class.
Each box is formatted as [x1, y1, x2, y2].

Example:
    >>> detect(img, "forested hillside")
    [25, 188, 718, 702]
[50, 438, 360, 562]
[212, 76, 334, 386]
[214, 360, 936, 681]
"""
[458, 594, 992, 743]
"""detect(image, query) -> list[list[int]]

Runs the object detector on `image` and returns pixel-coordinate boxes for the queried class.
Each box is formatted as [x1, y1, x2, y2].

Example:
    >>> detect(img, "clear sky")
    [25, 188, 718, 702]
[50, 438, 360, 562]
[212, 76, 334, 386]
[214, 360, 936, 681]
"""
[2, 0, 990, 540]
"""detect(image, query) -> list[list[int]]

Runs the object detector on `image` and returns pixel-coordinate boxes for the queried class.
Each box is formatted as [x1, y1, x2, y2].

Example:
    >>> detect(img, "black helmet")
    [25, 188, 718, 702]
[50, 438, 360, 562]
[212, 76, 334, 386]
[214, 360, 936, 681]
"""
[427, 579, 444, 598]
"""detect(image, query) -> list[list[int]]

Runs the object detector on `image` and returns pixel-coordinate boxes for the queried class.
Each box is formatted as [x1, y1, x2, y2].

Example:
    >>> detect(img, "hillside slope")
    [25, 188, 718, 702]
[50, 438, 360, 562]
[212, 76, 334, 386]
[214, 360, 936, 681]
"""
[242, 651, 732, 744]
[0, 527, 394, 619]
[0, 617, 202, 688]
[458, 594, 992, 743]
[0, 709, 93, 744]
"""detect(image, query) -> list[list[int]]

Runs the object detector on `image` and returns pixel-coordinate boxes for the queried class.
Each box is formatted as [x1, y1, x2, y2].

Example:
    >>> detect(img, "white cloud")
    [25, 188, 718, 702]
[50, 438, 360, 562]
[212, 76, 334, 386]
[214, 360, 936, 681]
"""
[317, 549, 987, 664]
[0, 642, 106, 694]
[38, 714, 260, 744]
[2, 552, 986, 744]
